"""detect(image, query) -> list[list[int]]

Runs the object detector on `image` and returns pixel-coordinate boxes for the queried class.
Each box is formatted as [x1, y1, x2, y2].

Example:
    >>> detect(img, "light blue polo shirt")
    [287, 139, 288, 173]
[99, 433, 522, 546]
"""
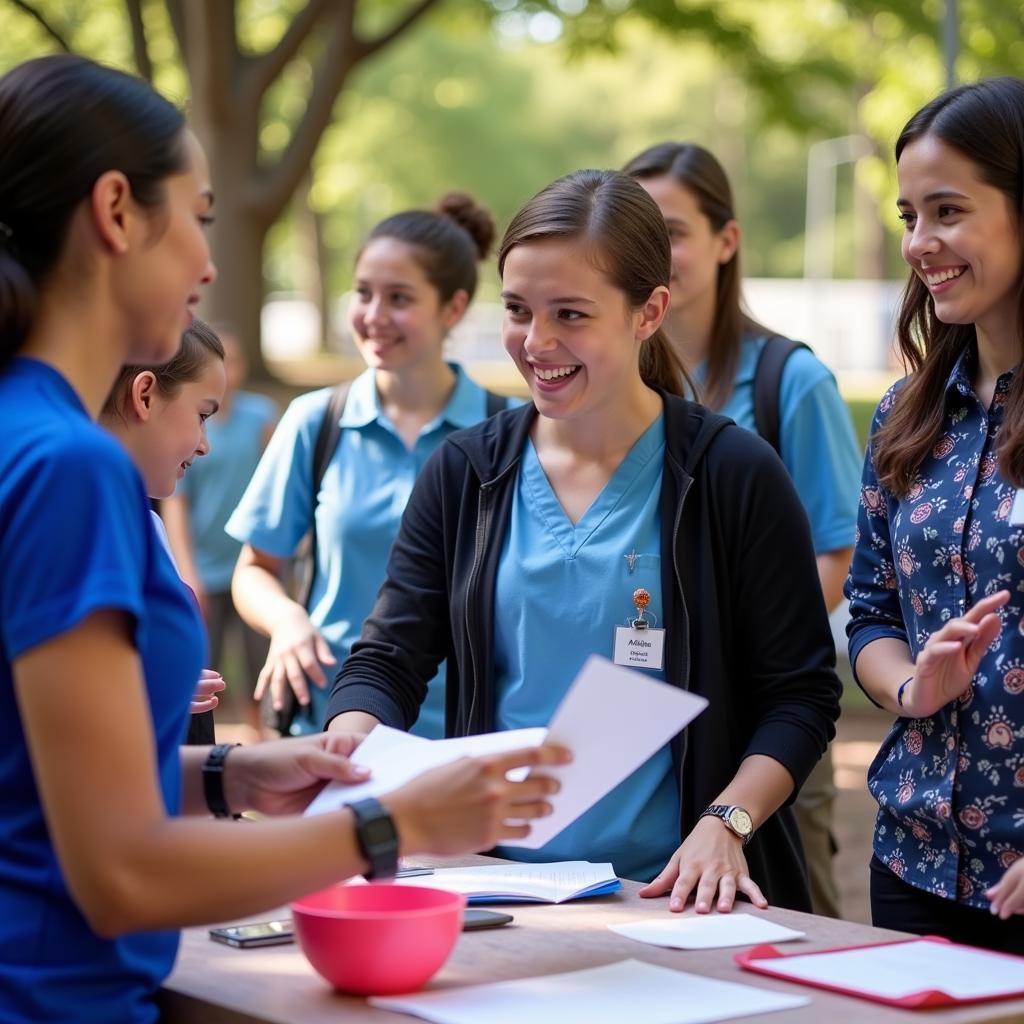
[701, 335, 861, 555]
[176, 390, 276, 593]
[226, 364, 493, 737]
[492, 416, 680, 882]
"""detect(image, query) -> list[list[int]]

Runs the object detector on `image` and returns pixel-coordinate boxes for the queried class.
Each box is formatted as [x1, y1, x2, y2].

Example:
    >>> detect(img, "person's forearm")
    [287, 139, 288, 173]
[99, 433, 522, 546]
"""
[327, 710, 382, 736]
[709, 754, 797, 829]
[232, 560, 302, 637]
[816, 546, 853, 613]
[853, 636, 916, 715]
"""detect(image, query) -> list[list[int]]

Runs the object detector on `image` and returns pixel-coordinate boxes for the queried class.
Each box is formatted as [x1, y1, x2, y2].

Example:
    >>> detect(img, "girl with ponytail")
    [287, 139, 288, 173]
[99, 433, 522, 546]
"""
[328, 169, 840, 914]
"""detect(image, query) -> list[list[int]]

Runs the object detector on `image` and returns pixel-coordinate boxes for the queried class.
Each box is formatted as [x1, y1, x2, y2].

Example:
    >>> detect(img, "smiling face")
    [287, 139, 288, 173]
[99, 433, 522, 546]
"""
[347, 237, 465, 374]
[897, 133, 1023, 342]
[138, 355, 226, 498]
[114, 130, 217, 366]
[634, 175, 736, 321]
[501, 237, 666, 420]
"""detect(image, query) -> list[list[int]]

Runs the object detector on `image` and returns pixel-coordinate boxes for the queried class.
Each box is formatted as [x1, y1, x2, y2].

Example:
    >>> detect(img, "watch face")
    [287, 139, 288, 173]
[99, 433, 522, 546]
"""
[364, 816, 398, 846]
[728, 808, 753, 836]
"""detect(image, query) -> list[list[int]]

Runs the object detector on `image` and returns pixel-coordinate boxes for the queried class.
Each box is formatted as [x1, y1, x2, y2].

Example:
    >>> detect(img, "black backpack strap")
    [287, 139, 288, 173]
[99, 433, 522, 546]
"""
[300, 381, 351, 609]
[752, 335, 809, 456]
[484, 390, 509, 418]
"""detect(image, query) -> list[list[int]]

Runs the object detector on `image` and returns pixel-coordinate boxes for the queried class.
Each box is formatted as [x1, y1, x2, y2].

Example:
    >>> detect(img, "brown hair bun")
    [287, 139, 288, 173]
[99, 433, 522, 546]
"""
[437, 191, 495, 261]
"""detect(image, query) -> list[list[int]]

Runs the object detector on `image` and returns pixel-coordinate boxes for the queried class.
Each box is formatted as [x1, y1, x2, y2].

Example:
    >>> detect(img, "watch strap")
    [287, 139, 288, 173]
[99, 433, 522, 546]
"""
[203, 743, 241, 819]
[348, 797, 399, 880]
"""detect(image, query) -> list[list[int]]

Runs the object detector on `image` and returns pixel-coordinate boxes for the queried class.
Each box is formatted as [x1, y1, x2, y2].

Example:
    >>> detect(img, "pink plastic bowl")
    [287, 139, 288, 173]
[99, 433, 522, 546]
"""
[290, 883, 466, 995]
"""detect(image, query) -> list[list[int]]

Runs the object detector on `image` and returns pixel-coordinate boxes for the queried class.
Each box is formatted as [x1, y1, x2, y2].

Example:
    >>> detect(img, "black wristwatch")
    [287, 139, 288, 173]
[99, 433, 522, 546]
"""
[348, 798, 399, 880]
[202, 743, 241, 819]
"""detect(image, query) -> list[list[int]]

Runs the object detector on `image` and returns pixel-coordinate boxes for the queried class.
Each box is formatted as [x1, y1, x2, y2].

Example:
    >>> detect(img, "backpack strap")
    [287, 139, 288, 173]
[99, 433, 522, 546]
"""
[484, 390, 509, 418]
[752, 335, 809, 456]
[300, 381, 351, 609]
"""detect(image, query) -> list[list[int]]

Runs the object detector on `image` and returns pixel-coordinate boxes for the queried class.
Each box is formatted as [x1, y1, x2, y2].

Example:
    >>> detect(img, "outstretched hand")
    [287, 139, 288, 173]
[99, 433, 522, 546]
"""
[638, 816, 767, 914]
[901, 591, 1009, 718]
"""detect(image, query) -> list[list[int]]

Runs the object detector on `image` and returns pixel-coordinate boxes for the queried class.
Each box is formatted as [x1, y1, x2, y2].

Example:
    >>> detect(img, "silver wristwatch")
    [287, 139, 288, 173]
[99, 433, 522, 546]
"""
[700, 804, 754, 845]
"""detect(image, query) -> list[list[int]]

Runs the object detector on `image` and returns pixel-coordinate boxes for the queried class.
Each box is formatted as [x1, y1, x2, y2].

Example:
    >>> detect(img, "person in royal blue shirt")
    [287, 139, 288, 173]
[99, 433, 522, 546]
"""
[0, 54, 566, 1024]
[327, 169, 841, 914]
[845, 77, 1024, 953]
[623, 142, 861, 919]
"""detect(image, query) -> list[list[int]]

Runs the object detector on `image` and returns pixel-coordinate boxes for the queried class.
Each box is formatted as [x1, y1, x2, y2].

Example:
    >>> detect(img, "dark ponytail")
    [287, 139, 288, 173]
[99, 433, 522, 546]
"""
[0, 55, 186, 370]
[498, 169, 693, 397]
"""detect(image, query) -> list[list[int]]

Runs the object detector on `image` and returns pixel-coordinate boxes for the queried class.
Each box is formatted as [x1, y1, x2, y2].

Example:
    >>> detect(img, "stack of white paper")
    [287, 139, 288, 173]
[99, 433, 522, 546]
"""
[370, 959, 809, 1024]
[392, 862, 620, 904]
[306, 656, 707, 849]
[609, 913, 805, 950]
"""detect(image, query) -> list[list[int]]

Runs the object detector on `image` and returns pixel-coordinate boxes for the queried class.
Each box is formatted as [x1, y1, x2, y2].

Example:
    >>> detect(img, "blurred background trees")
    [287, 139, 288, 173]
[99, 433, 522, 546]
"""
[2, 0, 1021, 377]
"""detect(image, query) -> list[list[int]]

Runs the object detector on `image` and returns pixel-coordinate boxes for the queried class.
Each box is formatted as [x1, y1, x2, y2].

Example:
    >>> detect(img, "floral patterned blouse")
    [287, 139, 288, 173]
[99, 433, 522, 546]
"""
[846, 347, 1024, 909]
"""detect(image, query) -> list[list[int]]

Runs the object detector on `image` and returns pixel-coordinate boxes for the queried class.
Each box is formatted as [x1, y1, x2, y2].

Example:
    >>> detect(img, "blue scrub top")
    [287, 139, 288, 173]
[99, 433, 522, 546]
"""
[226, 364, 494, 737]
[492, 416, 680, 881]
[701, 335, 861, 556]
[0, 358, 203, 1024]
[176, 390, 276, 593]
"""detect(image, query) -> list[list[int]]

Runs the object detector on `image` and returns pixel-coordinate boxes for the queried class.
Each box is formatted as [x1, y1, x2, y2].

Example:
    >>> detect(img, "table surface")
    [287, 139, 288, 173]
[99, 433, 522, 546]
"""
[159, 857, 1024, 1024]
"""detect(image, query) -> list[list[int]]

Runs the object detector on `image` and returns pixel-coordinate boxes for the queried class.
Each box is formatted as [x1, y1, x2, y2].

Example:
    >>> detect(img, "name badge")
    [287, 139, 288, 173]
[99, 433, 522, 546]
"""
[1011, 488, 1024, 526]
[613, 625, 666, 670]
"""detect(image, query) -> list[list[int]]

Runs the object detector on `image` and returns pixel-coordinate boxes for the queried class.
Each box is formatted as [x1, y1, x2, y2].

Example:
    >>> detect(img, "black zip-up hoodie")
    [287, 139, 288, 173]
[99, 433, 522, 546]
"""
[326, 393, 841, 910]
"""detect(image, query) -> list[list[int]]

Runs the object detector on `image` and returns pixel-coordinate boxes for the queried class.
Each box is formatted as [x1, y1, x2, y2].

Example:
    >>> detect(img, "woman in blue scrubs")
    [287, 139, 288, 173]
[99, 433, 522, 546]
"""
[624, 143, 862, 918]
[327, 170, 841, 914]
[229, 195, 503, 736]
[0, 55, 564, 1023]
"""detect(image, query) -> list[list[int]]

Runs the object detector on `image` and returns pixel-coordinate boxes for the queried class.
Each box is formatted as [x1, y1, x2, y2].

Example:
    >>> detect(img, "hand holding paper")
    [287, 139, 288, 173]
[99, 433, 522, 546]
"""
[306, 656, 706, 851]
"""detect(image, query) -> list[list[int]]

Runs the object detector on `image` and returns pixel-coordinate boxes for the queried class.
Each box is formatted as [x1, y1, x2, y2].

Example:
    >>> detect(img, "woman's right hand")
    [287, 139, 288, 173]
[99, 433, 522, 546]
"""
[253, 605, 337, 712]
[384, 744, 572, 855]
[902, 590, 1009, 718]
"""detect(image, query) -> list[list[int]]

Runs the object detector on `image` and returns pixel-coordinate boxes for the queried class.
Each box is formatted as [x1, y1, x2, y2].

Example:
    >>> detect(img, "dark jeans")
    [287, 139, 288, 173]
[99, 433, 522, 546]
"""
[870, 854, 1024, 955]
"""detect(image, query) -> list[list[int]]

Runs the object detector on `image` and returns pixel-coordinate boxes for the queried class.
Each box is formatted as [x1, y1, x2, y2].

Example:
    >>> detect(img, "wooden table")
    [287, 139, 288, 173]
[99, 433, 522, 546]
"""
[159, 858, 1024, 1024]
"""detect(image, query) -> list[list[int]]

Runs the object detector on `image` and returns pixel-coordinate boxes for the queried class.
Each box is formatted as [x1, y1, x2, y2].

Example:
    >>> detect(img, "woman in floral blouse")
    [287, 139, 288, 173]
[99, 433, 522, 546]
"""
[846, 77, 1024, 952]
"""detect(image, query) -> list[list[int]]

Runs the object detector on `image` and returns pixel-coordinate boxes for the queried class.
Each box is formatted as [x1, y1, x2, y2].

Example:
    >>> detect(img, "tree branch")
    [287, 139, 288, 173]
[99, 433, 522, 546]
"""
[125, 0, 154, 82]
[181, 0, 240, 126]
[353, 0, 439, 62]
[11, 0, 72, 51]
[246, 1, 359, 222]
[242, 0, 331, 105]
[163, 0, 188, 67]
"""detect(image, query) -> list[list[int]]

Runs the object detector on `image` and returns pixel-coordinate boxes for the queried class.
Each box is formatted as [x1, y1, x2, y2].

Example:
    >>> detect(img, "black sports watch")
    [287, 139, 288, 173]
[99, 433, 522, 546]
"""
[348, 798, 399, 880]
[700, 804, 754, 845]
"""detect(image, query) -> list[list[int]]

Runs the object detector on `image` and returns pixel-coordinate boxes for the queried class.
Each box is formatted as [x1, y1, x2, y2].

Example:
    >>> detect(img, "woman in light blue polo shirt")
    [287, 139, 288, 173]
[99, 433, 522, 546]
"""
[625, 142, 862, 918]
[229, 194, 506, 735]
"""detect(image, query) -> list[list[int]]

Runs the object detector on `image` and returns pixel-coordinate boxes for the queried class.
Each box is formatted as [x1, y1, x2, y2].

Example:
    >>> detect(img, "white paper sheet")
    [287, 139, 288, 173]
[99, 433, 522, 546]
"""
[609, 912, 805, 950]
[304, 725, 547, 817]
[307, 656, 706, 851]
[370, 958, 808, 1024]
[757, 938, 1024, 1000]
[392, 862, 618, 904]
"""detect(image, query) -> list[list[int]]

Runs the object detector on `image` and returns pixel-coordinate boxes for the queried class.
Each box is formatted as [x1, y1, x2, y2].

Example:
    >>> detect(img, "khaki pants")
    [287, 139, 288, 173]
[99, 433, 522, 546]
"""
[792, 746, 840, 918]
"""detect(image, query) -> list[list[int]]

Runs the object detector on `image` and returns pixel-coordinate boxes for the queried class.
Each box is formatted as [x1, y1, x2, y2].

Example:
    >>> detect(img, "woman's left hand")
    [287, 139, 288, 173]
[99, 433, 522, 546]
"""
[638, 816, 768, 913]
[223, 732, 370, 817]
[189, 668, 226, 715]
[985, 858, 1024, 920]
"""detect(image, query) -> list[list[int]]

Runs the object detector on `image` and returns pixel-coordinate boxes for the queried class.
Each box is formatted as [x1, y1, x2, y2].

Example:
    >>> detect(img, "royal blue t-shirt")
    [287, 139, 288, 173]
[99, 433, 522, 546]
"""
[0, 358, 203, 1023]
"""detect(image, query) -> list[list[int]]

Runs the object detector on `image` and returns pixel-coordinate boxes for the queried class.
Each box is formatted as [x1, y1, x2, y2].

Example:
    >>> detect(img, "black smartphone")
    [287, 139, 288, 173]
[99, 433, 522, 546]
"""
[462, 909, 513, 931]
[209, 919, 294, 948]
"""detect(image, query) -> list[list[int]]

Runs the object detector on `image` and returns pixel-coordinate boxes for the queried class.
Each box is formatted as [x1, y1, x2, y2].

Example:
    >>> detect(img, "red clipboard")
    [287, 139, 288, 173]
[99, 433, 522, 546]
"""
[735, 936, 1024, 1009]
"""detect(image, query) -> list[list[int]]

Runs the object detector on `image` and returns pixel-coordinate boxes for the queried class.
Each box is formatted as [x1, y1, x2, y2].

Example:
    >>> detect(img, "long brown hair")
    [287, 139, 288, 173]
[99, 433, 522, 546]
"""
[874, 78, 1024, 496]
[623, 143, 768, 409]
[497, 169, 693, 397]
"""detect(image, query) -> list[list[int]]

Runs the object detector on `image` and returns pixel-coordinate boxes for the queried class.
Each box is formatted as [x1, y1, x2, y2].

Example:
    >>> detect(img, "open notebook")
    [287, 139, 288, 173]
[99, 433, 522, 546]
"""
[386, 862, 620, 905]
